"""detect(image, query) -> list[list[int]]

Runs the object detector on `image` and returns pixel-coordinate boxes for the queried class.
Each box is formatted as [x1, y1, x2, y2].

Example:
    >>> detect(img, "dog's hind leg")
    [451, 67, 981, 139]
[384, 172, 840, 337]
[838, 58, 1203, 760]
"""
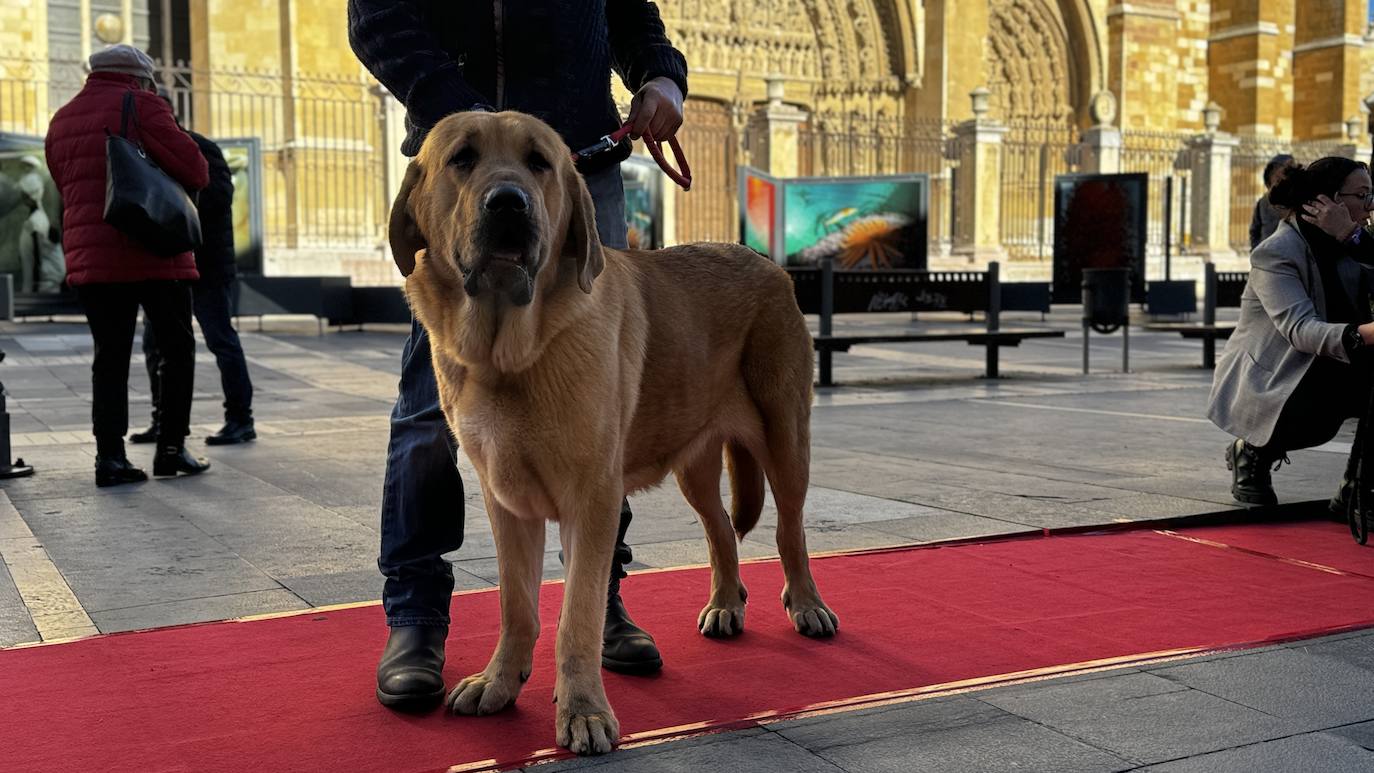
[764, 428, 838, 637]
[675, 447, 748, 637]
[446, 493, 545, 716]
[748, 338, 838, 637]
[553, 481, 622, 755]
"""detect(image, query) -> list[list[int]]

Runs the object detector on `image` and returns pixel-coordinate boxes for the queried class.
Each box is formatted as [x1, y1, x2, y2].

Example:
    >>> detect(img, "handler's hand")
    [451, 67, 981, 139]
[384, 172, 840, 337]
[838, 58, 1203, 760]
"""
[1302, 194, 1361, 242]
[626, 77, 683, 141]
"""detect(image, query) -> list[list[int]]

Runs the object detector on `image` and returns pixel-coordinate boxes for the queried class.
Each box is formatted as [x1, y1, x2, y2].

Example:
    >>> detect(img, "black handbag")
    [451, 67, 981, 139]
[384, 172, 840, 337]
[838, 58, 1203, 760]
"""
[103, 91, 202, 256]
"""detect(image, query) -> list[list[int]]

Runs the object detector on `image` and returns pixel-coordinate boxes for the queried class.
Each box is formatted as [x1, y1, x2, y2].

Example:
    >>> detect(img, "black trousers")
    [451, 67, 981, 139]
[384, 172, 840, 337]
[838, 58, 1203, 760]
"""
[143, 278, 253, 424]
[76, 281, 195, 450]
[1259, 357, 1372, 459]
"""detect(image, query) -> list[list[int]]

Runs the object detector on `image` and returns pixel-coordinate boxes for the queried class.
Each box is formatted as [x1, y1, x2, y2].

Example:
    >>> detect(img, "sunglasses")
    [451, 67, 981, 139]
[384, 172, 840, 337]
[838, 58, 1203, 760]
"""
[1338, 191, 1374, 207]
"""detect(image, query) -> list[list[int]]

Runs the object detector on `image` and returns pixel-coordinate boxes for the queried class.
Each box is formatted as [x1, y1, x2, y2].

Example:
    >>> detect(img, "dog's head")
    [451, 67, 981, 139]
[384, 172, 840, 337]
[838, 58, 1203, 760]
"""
[389, 111, 604, 306]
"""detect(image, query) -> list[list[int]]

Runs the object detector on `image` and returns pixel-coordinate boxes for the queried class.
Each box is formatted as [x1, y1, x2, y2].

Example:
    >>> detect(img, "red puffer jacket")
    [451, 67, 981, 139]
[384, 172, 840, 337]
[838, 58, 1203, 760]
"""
[45, 72, 209, 286]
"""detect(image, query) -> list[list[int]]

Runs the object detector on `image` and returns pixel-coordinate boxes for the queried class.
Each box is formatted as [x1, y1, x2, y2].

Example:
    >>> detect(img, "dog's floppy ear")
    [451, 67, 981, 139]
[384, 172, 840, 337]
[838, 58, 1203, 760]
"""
[565, 167, 605, 294]
[388, 162, 427, 277]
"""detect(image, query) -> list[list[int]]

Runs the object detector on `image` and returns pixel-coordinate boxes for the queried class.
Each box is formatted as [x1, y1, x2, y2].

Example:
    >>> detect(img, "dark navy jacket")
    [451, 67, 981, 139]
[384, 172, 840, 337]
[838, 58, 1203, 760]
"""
[187, 130, 237, 283]
[347, 0, 689, 172]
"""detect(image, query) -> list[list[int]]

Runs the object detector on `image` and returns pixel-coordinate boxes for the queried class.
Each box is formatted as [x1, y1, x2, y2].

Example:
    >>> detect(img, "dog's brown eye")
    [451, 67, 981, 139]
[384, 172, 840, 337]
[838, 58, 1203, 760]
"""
[527, 152, 550, 173]
[450, 147, 477, 170]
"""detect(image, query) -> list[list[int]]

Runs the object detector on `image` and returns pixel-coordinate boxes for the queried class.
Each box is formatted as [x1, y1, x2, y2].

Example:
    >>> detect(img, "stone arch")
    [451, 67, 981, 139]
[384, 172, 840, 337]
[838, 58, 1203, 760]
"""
[1058, 0, 1105, 118]
[984, 0, 1104, 125]
[657, 0, 910, 101]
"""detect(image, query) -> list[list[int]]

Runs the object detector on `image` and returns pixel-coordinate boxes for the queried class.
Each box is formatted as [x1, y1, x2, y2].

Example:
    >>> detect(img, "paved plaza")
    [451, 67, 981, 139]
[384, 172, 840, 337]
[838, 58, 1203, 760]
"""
[1, 310, 1371, 772]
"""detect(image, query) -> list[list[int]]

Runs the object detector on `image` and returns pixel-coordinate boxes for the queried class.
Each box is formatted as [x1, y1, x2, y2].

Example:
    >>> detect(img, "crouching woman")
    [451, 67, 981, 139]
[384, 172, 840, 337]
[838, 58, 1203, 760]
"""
[1208, 157, 1374, 509]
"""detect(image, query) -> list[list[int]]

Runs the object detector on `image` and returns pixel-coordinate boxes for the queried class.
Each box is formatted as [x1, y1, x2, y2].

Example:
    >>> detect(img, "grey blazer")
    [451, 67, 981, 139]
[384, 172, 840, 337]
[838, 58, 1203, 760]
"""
[1207, 219, 1367, 447]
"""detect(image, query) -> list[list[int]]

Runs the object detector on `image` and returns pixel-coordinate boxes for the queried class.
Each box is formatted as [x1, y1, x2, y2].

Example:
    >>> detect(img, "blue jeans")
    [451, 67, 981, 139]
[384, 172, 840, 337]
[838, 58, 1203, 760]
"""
[379, 165, 629, 626]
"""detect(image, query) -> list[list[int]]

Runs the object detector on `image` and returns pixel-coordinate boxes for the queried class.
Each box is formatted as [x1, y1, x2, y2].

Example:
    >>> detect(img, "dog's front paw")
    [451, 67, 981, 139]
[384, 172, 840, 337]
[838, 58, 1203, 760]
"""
[697, 600, 746, 637]
[555, 701, 620, 756]
[446, 671, 519, 716]
[783, 588, 839, 637]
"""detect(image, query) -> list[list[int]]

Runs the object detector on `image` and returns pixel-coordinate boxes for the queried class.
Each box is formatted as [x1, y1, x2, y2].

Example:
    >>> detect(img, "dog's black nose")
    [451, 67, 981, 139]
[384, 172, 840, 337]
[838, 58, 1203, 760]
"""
[484, 185, 529, 213]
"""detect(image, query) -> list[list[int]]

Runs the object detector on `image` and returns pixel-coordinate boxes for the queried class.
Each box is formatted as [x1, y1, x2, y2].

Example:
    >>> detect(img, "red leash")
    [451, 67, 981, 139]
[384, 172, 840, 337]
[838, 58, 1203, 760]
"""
[572, 123, 692, 192]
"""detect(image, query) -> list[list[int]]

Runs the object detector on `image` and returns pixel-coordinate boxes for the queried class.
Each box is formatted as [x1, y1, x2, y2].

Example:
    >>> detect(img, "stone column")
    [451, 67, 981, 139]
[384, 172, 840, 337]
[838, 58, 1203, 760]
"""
[1335, 114, 1368, 160]
[1206, 0, 1294, 137]
[1080, 91, 1122, 174]
[1080, 127, 1122, 175]
[1292, 0, 1367, 140]
[1187, 103, 1240, 267]
[952, 88, 1008, 264]
[750, 77, 808, 178]
[120, 0, 133, 43]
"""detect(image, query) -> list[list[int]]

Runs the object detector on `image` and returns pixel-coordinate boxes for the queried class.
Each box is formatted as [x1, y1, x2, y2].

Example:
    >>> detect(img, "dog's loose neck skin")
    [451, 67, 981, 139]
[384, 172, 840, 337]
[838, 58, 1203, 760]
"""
[411, 250, 598, 379]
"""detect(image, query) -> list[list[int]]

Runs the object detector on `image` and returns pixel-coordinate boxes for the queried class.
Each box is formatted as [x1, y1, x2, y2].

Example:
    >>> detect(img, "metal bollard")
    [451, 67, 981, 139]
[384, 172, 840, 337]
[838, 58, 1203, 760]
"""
[0, 351, 34, 479]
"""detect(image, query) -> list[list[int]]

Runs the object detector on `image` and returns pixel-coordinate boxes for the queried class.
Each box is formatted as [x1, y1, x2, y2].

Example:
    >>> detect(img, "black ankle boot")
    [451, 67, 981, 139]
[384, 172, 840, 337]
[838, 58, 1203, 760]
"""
[206, 419, 256, 446]
[1225, 438, 1280, 506]
[1331, 447, 1362, 520]
[1331, 478, 1355, 521]
[129, 423, 160, 444]
[152, 445, 211, 478]
[602, 544, 662, 675]
[95, 456, 147, 487]
[376, 625, 447, 711]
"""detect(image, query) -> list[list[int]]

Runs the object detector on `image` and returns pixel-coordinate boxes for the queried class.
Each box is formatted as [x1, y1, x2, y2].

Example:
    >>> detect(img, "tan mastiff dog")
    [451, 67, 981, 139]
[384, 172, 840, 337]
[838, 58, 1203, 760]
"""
[389, 110, 837, 755]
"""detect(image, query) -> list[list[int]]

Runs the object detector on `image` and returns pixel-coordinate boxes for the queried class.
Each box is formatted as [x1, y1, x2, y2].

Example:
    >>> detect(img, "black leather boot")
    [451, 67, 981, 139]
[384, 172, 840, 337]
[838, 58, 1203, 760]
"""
[376, 625, 447, 711]
[152, 445, 211, 478]
[1225, 438, 1279, 507]
[602, 542, 662, 675]
[1331, 444, 1361, 520]
[128, 423, 160, 444]
[206, 419, 256, 446]
[95, 456, 148, 487]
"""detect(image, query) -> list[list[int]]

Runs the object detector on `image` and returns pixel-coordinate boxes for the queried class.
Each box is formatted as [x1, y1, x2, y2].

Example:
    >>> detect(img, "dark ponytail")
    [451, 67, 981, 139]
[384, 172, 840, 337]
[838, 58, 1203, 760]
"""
[1268, 156, 1368, 211]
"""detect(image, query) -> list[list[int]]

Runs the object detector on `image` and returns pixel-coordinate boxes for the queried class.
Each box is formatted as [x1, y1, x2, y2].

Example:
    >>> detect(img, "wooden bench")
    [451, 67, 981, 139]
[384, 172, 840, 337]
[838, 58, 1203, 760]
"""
[788, 260, 1066, 386]
[1145, 263, 1241, 368]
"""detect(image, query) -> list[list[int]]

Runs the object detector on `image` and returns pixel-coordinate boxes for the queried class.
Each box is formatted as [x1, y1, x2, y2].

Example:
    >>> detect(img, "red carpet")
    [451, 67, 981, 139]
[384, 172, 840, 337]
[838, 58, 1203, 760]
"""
[4, 518, 1373, 773]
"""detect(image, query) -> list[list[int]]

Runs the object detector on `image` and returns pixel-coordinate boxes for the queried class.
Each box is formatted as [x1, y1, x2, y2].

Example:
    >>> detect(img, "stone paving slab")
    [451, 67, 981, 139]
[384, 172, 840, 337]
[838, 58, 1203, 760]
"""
[981, 670, 1300, 763]
[0, 561, 37, 647]
[1134, 733, 1374, 773]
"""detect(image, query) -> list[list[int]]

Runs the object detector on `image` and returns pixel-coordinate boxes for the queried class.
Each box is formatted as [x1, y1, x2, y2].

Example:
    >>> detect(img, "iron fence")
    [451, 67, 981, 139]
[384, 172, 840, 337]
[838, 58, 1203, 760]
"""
[1120, 130, 1193, 275]
[798, 116, 958, 253]
[3, 56, 390, 253]
[998, 120, 1081, 261]
[673, 98, 741, 244]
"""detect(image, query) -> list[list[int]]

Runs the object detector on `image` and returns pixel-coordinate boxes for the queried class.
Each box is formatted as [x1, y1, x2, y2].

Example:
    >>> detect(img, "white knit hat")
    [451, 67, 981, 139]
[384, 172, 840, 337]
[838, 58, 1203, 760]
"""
[88, 44, 156, 81]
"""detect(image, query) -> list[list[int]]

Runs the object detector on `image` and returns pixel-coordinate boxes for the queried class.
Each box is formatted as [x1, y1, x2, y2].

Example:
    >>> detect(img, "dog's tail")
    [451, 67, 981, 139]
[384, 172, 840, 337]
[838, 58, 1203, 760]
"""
[726, 440, 765, 540]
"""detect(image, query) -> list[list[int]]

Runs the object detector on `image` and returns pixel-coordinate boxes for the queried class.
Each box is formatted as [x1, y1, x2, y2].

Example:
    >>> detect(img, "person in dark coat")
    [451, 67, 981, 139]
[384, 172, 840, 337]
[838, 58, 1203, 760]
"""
[44, 44, 211, 487]
[1250, 154, 1296, 251]
[348, 0, 688, 711]
[135, 96, 256, 447]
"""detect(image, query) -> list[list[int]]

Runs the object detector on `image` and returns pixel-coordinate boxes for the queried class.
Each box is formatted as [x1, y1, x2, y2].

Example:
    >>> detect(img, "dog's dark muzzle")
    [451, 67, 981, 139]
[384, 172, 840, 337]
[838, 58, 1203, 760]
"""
[462, 184, 540, 306]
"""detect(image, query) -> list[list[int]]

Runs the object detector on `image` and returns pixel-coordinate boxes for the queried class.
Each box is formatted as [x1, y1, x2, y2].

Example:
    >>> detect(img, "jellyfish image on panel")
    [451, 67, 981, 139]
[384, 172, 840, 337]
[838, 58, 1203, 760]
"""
[784, 177, 926, 270]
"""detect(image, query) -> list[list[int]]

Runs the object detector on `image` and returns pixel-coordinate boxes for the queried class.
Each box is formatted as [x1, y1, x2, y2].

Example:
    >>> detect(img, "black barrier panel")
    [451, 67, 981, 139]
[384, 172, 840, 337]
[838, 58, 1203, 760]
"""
[1052, 173, 1149, 305]
[347, 287, 411, 326]
[1145, 280, 1198, 316]
[236, 276, 354, 326]
[787, 268, 987, 315]
[13, 291, 82, 318]
[1001, 282, 1052, 314]
[1216, 272, 1248, 308]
